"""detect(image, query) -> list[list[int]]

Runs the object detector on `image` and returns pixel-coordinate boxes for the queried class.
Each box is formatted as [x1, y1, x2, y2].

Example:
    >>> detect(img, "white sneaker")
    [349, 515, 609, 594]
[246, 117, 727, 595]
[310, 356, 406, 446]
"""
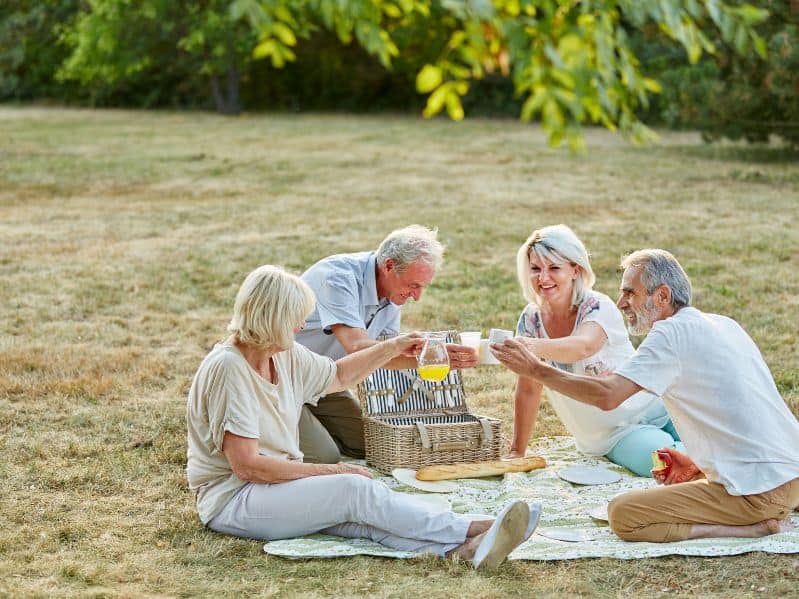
[523, 501, 543, 542]
[472, 500, 529, 570]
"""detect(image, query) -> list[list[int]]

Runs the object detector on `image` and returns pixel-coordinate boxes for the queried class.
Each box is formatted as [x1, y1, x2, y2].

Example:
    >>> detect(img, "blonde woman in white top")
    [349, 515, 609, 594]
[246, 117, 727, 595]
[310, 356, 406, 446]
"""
[186, 265, 536, 569]
[507, 225, 681, 476]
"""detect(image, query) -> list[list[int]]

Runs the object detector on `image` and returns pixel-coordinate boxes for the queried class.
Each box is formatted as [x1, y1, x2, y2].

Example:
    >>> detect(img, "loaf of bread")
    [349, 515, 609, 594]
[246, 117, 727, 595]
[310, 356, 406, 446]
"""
[416, 456, 546, 481]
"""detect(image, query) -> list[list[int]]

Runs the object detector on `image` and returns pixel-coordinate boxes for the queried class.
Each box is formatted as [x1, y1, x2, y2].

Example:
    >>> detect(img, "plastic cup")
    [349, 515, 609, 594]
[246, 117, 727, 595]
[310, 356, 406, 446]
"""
[459, 331, 481, 349]
[488, 328, 513, 344]
[479, 339, 500, 365]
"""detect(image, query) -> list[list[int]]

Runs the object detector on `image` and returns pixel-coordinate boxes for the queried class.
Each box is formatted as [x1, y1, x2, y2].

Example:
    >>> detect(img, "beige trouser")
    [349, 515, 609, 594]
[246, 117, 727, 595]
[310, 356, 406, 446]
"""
[608, 476, 799, 542]
[299, 390, 365, 464]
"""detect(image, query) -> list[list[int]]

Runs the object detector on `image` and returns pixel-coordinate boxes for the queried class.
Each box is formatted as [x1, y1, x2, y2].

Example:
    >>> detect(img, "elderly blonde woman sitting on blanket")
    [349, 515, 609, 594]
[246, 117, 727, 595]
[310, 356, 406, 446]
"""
[492, 249, 799, 542]
[186, 265, 541, 568]
[507, 224, 681, 476]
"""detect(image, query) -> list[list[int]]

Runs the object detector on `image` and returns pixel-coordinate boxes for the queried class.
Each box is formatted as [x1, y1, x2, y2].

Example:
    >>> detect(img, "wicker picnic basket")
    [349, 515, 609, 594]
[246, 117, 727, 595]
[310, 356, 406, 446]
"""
[356, 331, 502, 474]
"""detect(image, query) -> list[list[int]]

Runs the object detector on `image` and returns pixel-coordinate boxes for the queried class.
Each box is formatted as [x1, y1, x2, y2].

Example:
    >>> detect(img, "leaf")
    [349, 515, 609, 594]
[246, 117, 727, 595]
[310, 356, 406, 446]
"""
[272, 22, 297, 46]
[752, 33, 767, 59]
[383, 3, 402, 18]
[252, 38, 277, 60]
[416, 64, 443, 93]
[445, 91, 465, 121]
[423, 85, 448, 117]
[643, 78, 662, 93]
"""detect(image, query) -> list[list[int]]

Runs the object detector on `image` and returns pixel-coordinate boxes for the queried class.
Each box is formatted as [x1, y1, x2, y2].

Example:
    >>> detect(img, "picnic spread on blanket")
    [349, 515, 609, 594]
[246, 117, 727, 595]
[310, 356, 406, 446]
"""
[263, 437, 799, 561]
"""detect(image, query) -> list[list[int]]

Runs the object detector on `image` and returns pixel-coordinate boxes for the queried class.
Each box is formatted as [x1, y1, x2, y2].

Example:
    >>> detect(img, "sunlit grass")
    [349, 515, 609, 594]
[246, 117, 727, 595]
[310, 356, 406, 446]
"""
[1, 107, 797, 597]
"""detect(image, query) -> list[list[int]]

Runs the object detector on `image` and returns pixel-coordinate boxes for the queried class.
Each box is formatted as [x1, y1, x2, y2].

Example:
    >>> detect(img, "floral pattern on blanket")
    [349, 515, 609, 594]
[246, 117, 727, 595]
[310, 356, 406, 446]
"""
[263, 437, 799, 561]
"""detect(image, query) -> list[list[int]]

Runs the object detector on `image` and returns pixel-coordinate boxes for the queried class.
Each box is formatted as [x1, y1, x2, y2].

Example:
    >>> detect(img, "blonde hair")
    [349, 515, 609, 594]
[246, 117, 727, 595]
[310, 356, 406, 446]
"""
[516, 224, 595, 308]
[227, 265, 315, 350]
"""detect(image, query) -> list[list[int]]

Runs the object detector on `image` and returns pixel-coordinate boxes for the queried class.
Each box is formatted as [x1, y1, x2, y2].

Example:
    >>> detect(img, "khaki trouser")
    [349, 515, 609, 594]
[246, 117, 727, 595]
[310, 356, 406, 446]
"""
[299, 390, 365, 464]
[608, 476, 799, 542]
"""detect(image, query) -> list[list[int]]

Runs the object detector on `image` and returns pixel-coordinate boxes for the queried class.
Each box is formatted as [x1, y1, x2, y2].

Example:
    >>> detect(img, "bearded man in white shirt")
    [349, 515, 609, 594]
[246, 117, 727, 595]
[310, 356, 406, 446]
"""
[491, 248, 799, 542]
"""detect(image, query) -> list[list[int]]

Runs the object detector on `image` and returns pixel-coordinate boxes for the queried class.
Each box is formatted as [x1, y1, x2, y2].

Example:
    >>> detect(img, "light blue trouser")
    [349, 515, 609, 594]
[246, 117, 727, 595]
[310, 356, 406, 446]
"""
[605, 420, 684, 477]
[207, 473, 471, 557]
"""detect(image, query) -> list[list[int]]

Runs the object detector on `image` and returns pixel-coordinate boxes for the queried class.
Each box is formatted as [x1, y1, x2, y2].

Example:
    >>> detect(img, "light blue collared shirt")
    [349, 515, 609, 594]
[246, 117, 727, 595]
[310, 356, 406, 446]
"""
[295, 251, 401, 360]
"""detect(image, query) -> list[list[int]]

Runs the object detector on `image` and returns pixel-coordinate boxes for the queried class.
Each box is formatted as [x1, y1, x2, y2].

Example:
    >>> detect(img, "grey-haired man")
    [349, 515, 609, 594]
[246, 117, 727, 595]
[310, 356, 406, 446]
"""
[296, 225, 478, 463]
[492, 249, 799, 542]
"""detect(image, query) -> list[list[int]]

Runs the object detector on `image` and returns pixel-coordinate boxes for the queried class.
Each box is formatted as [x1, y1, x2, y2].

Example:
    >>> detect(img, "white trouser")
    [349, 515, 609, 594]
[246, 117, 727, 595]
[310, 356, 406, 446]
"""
[207, 473, 472, 557]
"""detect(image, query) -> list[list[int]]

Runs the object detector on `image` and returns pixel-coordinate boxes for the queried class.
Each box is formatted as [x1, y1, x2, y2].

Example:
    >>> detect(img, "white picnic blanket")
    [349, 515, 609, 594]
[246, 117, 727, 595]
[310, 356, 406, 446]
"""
[263, 437, 799, 560]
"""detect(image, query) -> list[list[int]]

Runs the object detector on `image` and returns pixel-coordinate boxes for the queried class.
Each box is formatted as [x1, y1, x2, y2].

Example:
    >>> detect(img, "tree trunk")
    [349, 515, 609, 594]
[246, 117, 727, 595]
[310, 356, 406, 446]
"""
[209, 65, 241, 115]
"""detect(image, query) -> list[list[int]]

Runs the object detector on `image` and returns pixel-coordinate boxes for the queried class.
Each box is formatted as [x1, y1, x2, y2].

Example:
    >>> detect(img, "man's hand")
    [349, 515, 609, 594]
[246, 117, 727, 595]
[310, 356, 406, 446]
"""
[652, 448, 701, 485]
[490, 338, 545, 378]
[446, 343, 479, 369]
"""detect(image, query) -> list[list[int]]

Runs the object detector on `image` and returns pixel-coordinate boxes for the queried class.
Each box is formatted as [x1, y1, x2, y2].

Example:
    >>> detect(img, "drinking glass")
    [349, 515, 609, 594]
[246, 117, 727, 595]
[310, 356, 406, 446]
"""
[417, 333, 450, 382]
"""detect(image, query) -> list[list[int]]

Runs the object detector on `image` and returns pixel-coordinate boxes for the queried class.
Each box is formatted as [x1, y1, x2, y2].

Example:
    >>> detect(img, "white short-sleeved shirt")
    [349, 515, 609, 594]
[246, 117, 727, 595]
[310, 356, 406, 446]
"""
[295, 252, 401, 360]
[616, 307, 799, 495]
[517, 290, 668, 455]
[186, 342, 336, 523]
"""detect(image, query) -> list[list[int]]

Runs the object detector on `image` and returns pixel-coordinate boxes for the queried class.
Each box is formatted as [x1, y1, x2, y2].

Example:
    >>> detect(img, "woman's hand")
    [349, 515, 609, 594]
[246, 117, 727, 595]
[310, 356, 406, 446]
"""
[328, 463, 374, 479]
[391, 332, 425, 357]
[652, 448, 702, 485]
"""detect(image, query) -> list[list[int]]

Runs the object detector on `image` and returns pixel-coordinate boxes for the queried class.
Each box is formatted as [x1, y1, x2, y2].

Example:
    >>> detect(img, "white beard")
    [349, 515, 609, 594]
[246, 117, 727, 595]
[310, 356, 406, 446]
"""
[626, 296, 659, 336]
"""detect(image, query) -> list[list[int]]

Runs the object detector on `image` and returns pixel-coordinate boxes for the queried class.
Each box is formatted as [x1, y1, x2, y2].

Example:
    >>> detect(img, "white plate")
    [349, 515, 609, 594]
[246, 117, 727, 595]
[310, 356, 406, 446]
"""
[391, 469, 459, 493]
[558, 466, 622, 485]
[536, 528, 594, 542]
[587, 504, 609, 522]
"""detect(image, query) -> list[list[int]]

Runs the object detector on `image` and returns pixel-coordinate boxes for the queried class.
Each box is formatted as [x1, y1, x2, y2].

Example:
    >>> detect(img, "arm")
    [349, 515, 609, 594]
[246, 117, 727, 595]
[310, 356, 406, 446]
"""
[491, 338, 642, 411]
[331, 324, 478, 370]
[507, 376, 545, 458]
[520, 322, 607, 364]
[331, 324, 417, 369]
[222, 432, 373, 483]
[325, 333, 422, 393]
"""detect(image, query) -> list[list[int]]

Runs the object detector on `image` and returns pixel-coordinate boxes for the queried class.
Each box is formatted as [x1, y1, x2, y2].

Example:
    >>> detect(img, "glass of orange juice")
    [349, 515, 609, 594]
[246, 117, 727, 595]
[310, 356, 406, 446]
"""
[417, 333, 450, 382]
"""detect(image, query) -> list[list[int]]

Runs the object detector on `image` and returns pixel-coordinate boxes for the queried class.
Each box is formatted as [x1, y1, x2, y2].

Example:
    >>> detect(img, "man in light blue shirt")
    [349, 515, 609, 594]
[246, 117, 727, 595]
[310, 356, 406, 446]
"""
[296, 225, 478, 463]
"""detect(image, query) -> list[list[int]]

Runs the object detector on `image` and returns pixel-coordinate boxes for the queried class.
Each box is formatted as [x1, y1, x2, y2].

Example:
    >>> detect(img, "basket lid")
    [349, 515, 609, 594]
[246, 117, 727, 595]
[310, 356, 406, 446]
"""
[356, 331, 470, 418]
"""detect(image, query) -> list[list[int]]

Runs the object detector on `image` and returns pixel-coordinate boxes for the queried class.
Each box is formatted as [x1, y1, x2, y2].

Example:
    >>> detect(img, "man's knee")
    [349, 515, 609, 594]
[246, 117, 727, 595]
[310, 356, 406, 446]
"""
[607, 492, 653, 541]
[299, 406, 342, 464]
[303, 441, 341, 464]
[607, 493, 636, 539]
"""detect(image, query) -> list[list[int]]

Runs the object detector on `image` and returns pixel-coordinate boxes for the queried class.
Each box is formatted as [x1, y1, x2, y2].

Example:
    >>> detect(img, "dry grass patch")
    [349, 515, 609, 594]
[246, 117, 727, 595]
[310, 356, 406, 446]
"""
[1, 107, 798, 597]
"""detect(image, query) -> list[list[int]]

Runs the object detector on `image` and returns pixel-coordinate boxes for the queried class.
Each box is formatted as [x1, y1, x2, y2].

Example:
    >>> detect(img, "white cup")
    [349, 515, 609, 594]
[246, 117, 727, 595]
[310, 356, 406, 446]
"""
[488, 328, 513, 344]
[479, 339, 500, 365]
[459, 331, 481, 349]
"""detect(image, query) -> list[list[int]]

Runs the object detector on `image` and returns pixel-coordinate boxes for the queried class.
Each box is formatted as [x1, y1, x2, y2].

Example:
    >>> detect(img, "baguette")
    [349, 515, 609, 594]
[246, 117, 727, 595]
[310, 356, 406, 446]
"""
[416, 456, 546, 481]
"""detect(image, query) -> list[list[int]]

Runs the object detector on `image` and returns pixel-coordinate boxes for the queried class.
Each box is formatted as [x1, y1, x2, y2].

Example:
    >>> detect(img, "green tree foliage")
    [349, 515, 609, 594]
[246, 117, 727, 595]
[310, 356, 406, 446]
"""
[636, 0, 799, 148]
[0, 0, 80, 100]
[2, 0, 773, 148]
[57, 0, 258, 113]
[234, 0, 768, 149]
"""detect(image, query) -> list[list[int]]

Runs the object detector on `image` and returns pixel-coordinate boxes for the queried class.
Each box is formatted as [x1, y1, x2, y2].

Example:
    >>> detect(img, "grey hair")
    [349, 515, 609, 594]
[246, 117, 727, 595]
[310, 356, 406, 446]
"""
[375, 224, 444, 272]
[516, 224, 596, 308]
[227, 265, 316, 350]
[620, 249, 692, 309]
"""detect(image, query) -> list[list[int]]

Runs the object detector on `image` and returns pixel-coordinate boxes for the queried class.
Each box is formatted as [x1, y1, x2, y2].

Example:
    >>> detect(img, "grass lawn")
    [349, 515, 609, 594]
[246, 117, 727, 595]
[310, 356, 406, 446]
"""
[1, 106, 797, 598]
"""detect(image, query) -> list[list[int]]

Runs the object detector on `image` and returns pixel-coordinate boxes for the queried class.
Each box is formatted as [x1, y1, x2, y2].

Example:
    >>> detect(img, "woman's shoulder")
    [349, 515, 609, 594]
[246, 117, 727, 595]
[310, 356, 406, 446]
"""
[577, 290, 620, 318]
[197, 342, 247, 376]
